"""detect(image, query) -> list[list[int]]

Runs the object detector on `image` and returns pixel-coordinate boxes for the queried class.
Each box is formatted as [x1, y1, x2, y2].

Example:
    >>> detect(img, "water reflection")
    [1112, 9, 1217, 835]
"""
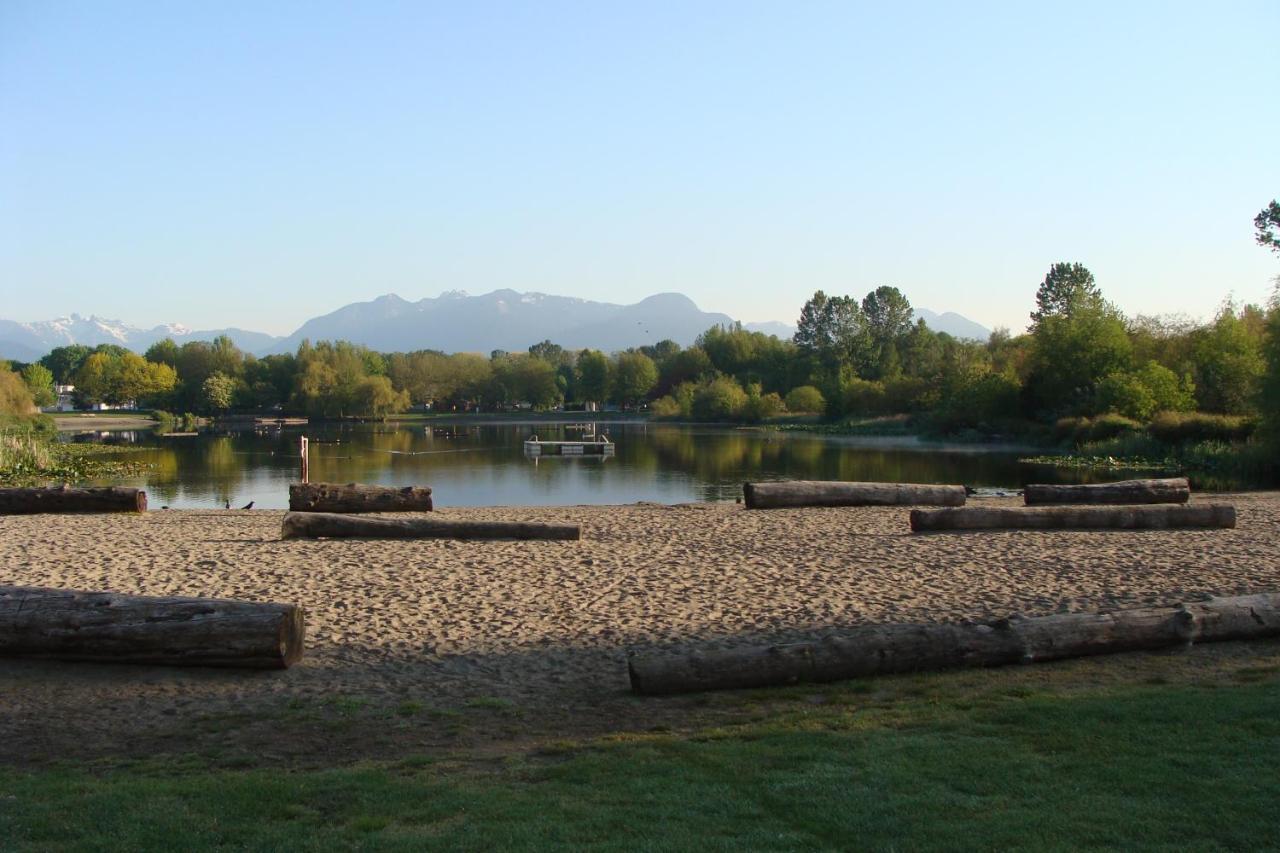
[63, 422, 1171, 509]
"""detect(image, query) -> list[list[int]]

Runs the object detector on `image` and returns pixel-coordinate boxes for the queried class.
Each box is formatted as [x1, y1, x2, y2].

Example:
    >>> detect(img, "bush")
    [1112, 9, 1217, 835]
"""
[839, 377, 887, 417]
[783, 385, 825, 414]
[691, 377, 748, 421]
[1095, 372, 1158, 421]
[1054, 414, 1143, 446]
[935, 372, 1023, 430]
[1147, 412, 1256, 444]
[650, 396, 682, 418]
[883, 376, 936, 413]
[741, 391, 784, 423]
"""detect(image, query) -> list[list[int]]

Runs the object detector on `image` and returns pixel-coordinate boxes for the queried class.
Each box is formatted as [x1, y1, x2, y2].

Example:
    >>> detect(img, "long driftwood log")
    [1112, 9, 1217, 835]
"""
[743, 480, 966, 509]
[910, 503, 1235, 532]
[289, 482, 434, 513]
[0, 585, 304, 669]
[1024, 477, 1190, 506]
[280, 511, 581, 541]
[628, 593, 1280, 695]
[0, 485, 147, 515]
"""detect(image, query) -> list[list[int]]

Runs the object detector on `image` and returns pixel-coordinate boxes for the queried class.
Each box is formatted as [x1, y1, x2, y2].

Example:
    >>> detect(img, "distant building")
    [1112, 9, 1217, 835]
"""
[43, 385, 135, 413]
[48, 385, 77, 413]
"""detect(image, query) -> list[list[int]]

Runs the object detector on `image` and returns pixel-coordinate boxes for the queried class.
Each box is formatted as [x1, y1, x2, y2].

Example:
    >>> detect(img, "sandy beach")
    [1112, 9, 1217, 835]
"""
[2, 493, 1279, 765]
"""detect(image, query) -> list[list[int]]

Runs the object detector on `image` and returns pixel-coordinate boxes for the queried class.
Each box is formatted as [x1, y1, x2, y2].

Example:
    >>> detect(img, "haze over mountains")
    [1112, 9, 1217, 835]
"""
[0, 290, 991, 361]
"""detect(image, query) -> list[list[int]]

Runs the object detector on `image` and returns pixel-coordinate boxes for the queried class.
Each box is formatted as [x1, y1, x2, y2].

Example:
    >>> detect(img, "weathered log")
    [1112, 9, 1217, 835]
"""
[743, 480, 966, 509]
[280, 511, 580, 541]
[0, 585, 304, 669]
[910, 503, 1235, 532]
[1024, 477, 1190, 506]
[627, 593, 1280, 695]
[0, 485, 146, 515]
[289, 482, 433, 513]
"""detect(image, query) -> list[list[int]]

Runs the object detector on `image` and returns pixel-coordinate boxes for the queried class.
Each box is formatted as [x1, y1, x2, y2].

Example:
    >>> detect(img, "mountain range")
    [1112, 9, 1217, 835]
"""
[0, 291, 991, 361]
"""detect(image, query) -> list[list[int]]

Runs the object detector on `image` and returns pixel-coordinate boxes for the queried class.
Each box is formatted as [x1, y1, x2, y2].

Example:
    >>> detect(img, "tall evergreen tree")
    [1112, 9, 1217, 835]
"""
[1031, 263, 1102, 327]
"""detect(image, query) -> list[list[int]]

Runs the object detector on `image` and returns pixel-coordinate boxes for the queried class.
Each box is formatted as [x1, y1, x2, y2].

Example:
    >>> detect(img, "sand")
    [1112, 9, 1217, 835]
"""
[2, 493, 1279, 764]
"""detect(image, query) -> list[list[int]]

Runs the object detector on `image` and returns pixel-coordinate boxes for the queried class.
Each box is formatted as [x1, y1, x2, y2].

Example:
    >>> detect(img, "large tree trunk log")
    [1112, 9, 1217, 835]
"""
[628, 593, 1280, 695]
[289, 482, 433, 513]
[910, 503, 1234, 532]
[743, 480, 966, 509]
[0, 586, 304, 669]
[280, 511, 580, 541]
[1024, 477, 1190, 506]
[0, 485, 146, 515]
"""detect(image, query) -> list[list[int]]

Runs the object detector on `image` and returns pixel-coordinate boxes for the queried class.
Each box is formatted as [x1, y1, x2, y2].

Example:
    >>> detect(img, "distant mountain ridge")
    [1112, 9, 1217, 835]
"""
[0, 291, 991, 361]
[0, 314, 278, 362]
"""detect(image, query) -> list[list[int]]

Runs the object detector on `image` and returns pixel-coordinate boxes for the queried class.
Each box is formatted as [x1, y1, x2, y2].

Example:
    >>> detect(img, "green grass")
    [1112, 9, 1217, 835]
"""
[3, 674, 1277, 850]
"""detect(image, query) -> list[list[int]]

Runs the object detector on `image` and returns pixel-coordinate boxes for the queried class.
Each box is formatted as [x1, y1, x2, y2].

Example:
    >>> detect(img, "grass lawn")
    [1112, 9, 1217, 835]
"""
[3, 658, 1277, 851]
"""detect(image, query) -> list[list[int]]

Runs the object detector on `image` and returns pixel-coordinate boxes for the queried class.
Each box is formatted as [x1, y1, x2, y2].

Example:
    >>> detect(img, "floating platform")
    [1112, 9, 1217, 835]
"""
[524, 435, 615, 456]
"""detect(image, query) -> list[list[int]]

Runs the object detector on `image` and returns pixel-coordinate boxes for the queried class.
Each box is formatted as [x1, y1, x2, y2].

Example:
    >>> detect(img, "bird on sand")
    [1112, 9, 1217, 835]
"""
[240, 501, 255, 510]
[224, 500, 230, 509]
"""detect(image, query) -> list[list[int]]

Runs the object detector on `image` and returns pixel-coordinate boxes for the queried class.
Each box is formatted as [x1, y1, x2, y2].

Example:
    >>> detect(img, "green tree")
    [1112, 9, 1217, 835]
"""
[861, 286, 914, 346]
[39, 344, 91, 384]
[351, 375, 409, 416]
[202, 372, 236, 413]
[144, 338, 181, 367]
[1026, 300, 1132, 416]
[1260, 298, 1280, 444]
[691, 376, 748, 420]
[1190, 302, 1265, 414]
[20, 363, 55, 408]
[784, 385, 825, 413]
[1030, 263, 1101, 327]
[575, 350, 611, 403]
[612, 351, 658, 407]
[527, 340, 565, 365]
[1255, 200, 1280, 255]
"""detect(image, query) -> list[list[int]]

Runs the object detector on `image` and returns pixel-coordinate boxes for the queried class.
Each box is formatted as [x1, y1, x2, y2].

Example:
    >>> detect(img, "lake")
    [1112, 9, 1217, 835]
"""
[65, 420, 1135, 509]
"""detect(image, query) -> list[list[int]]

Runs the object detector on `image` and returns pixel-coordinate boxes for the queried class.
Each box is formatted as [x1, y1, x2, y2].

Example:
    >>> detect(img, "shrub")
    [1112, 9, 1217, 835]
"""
[691, 377, 748, 421]
[783, 385, 825, 414]
[1147, 412, 1256, 444]
[650, 396, 682, 418]
[741, 391, 785, 423]
[884, 376, 937, 413]
[0, 367, 36, 417]
[1054, 414, 1143, 446]
[839, 377, 887, 417]
[1095, 372, 1158, 420]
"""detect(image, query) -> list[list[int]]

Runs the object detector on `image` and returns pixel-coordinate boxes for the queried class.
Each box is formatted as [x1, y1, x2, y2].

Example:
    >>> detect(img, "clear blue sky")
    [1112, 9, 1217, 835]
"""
[2, 1, 1277, 336]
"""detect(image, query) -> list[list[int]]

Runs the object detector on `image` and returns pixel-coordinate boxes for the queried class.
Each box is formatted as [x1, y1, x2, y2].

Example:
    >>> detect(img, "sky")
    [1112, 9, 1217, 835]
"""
[2, 1, 1278, 337]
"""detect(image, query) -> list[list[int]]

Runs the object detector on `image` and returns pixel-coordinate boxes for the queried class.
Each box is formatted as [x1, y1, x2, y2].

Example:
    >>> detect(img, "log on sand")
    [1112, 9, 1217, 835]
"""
[1024, 477, 1190, 506]
[0, 485, 146, 515]
[910, 503, 1235, 532]
[289, 482, 433, 513]
[280, 511, 580, 541]
[0, 585, 303, 669]
[628, 593, 1280, 695]
[743, 480, 966, 509]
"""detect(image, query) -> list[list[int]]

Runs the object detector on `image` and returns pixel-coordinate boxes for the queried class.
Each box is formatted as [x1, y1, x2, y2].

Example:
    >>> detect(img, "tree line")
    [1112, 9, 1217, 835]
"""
[5, 200, 1278, 440]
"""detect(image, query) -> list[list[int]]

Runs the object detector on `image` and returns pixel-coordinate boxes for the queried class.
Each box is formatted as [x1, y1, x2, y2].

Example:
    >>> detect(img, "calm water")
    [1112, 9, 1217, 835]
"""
[66, 421, 1134, 509]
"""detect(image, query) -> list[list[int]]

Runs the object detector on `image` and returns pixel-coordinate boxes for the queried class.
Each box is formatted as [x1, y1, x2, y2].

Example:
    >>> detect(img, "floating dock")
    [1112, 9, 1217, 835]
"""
[524, 434, 615, 456]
